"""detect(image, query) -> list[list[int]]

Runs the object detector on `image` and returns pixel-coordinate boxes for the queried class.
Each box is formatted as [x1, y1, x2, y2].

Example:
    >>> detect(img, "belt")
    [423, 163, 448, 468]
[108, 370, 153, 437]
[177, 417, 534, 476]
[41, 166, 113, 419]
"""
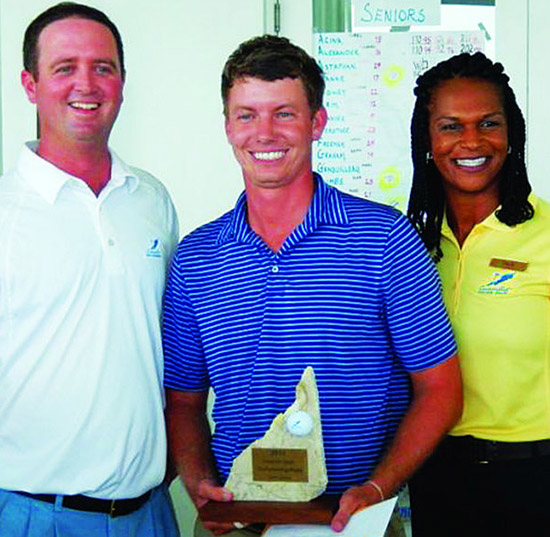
[443, 435, 550, 464]
[15, 489, 151, 518]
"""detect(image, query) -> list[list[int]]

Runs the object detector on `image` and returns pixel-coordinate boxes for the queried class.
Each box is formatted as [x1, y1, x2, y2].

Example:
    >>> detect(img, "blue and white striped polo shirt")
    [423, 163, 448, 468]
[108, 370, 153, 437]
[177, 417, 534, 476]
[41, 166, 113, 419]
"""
[163, 175, 456, 493]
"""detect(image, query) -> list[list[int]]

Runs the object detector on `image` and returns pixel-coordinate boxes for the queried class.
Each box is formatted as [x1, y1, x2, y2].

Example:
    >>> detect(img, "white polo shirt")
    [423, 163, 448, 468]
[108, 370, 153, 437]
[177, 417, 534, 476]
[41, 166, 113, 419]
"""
[0, 143, 179, 498]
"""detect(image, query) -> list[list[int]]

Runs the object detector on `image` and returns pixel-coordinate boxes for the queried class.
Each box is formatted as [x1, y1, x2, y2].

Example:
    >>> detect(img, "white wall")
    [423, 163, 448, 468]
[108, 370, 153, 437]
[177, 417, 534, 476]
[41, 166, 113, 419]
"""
[485, 0, 549, 201]
[527, 0, 550, 199]
[495, 1, 527, 113]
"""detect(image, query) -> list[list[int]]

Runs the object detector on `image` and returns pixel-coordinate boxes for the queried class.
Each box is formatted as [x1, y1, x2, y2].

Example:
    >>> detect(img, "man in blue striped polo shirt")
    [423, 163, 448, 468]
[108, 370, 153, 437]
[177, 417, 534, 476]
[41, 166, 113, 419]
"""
[163, 35, 462, 534]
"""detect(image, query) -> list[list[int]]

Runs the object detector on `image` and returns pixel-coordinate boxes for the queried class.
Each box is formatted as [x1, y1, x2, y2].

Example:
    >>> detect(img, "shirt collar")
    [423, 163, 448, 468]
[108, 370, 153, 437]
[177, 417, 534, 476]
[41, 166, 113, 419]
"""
[217, 173, 349, 245]
[441, 195, 539, 239]
[17, 141, 139, 204]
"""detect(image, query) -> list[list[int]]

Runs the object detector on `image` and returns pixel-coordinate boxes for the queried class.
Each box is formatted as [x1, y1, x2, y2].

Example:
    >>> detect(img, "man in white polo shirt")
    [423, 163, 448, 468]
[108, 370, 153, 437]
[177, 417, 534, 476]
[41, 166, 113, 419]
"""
[0, 3, 179, 536]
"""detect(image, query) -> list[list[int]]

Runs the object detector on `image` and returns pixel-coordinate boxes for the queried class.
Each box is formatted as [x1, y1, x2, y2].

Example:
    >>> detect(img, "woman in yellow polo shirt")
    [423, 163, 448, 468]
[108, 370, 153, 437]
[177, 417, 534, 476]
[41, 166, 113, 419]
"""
[407, 52, 550, 537]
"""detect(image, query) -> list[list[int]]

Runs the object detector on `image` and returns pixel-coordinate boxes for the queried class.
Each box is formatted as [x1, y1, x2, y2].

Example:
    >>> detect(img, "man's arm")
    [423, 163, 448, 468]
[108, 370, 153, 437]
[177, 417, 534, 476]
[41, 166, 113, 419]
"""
[331, 354, 462, 532]
[165, 388, 234, 534]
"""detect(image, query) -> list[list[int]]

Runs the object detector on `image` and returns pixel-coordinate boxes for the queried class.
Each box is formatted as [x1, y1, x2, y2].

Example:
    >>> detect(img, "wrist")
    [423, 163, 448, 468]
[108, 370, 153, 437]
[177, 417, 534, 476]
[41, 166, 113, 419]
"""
[365, 479, 384, 501]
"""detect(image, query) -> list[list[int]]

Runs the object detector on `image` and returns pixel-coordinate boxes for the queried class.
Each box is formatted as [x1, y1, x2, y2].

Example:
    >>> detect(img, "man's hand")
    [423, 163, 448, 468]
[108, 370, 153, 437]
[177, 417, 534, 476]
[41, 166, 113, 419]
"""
[194, 478, 233, 508]
[166, 390, 240, 534]
[195, 478, 236, 535]
[331, 356, 462, 533]
[330, 483, 382, 532]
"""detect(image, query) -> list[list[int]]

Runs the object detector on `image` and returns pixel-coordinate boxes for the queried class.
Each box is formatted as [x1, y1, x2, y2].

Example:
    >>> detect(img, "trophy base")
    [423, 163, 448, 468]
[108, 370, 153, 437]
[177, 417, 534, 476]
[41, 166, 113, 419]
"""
[198, 494, 340, 525]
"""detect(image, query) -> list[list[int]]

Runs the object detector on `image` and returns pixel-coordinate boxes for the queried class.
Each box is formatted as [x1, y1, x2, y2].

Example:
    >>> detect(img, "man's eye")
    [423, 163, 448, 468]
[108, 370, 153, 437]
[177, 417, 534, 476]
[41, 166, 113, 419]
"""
[55, 65, 73, 74]
[95, 65, 114, 75]
[276, 111, 293, 118]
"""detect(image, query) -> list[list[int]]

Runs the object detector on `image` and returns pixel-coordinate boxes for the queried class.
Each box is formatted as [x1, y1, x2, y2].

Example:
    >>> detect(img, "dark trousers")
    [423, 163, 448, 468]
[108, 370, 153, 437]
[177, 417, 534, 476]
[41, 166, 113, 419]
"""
[408, 436, 550, 537]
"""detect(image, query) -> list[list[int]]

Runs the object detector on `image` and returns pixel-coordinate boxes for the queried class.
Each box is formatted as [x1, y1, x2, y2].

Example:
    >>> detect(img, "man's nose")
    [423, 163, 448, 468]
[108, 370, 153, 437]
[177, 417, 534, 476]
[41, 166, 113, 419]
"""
[73, 67, 95, 92]
[256, 115, 275, 140]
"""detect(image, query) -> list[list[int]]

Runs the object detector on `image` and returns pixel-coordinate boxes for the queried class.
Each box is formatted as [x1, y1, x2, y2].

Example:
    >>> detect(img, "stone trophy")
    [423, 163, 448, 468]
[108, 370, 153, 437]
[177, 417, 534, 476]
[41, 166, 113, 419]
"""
[199, 366, 339, 525]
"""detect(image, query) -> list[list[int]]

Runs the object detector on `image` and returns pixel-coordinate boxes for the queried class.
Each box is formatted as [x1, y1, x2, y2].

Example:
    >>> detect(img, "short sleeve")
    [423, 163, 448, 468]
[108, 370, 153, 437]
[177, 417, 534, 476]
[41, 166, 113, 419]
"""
[381, 214, 456, 372]
[163, 250, 209, 391]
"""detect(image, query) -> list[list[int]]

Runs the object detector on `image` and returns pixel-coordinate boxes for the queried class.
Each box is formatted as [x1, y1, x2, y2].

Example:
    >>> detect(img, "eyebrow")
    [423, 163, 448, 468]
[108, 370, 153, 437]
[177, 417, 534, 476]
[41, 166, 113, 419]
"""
[93, 59, 120, 71]
[232, 102, 297, 112]
[433, 111, 506, 121]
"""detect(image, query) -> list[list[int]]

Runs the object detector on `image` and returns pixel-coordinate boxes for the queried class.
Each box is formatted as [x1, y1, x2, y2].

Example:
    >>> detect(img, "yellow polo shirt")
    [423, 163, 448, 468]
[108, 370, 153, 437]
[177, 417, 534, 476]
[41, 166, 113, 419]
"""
[438, 194, 550, 441]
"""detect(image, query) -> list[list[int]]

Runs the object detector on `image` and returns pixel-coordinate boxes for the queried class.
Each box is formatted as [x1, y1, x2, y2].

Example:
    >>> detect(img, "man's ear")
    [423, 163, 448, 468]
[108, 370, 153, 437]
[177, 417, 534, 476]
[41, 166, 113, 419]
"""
[224, 114, 233, 142]
[311, 106, 328, 141]
[21, 70, 38, 104]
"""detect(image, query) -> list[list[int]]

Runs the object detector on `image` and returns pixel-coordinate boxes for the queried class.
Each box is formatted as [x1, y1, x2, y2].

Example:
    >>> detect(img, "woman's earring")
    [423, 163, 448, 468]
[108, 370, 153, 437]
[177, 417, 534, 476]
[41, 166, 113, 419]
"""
[426, 152, 433, 163]
[507, 146, 512, 155]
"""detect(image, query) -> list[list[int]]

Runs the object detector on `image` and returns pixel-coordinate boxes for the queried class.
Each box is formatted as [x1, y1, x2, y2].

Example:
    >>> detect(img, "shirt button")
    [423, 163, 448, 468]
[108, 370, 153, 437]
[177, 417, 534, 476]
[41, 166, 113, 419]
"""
[271, 265, 279, 273]
[108, 238, 115, 246]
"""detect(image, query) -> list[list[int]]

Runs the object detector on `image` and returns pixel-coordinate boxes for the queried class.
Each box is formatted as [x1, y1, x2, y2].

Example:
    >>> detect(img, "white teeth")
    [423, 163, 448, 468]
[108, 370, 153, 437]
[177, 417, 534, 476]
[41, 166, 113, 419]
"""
[70, 102, 99, 110]
[253, 151, 285, 161]
[456, 157, 487, 167]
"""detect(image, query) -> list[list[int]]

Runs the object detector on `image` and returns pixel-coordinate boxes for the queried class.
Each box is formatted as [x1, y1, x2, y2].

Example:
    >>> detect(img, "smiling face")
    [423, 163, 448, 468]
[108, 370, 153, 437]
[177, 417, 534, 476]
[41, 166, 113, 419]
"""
[428, 77, 508, 204]
[21, 17, 124, 157]
[224, 77, 326, 192]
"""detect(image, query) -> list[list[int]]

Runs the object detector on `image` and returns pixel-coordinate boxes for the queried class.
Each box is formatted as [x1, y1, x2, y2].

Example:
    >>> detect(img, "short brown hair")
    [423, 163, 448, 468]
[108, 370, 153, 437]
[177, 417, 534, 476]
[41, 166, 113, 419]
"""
[221, 35, 324, 115]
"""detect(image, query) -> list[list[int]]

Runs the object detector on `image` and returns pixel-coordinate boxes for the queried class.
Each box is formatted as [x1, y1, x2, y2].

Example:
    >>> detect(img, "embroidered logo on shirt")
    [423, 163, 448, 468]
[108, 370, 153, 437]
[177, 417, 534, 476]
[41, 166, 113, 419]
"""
[478, 271, 516, 295]
[146, 239, 163, 258]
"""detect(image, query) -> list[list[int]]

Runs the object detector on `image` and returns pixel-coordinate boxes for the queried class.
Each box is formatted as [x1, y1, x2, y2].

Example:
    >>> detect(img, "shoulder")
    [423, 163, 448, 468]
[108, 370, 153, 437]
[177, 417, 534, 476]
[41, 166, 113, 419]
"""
[332, 192, 432, 268]
[176, 209, 234, 256]
[513, 193, 550, 240]
[123, 165, 178, 232]
[0, 167, 30, 213]
[531, 194, 550, 221]
[128, 165, 173, 201]
[335, 189, 417, 242]
[115, 160, 179, 242]
[110, 150, 173, 202]
[325, 182, 403, 224]
[0, 167, 22, 193]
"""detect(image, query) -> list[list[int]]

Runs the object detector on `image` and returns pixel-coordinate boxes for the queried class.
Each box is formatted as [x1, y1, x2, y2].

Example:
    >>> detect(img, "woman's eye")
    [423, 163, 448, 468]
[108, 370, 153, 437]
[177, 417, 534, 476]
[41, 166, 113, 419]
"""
[440, 123, 459, 132]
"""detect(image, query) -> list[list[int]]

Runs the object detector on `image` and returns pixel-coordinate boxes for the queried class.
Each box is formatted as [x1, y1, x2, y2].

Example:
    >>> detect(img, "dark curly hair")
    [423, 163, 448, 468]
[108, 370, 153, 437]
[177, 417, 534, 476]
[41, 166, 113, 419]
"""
[221, 35, 325, 116]
[407, 51, 533, 261]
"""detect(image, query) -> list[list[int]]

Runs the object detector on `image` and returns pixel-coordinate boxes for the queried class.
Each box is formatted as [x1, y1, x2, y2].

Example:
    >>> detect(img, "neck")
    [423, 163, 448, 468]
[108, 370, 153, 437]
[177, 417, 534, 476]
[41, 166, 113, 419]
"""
[445, 190, 499, 246]
[37, 138, 112, 196]
[246, 175, 315, 253]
